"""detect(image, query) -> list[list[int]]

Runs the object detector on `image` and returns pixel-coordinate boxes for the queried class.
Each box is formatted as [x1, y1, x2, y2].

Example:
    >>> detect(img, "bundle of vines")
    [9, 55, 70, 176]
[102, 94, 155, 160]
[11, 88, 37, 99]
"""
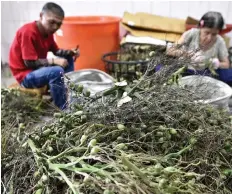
[1, 45, 232, 194]
[118, 44, 166, 62]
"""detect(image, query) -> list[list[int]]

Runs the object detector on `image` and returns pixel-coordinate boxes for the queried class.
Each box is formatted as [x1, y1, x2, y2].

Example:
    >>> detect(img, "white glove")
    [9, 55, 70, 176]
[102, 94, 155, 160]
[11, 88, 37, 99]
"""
[209, 58, 220, 69]
[191, 51, 206, 63]
[189, 51, 206, 70]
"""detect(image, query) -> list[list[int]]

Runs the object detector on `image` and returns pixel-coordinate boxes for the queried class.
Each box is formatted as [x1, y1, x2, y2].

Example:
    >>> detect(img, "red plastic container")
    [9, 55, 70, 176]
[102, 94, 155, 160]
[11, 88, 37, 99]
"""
[186, 24, 232, 35]
[55, 16, 121, 71]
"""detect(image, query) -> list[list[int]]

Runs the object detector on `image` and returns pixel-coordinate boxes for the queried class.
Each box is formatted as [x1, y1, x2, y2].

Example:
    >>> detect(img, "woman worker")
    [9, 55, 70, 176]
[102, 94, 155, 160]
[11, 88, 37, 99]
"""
[167, 11, 231, 85]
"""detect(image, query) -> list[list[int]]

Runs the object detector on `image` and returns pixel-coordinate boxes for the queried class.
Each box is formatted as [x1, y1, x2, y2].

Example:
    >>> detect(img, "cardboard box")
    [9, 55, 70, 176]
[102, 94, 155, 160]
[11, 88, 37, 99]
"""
[122, 11, 186, 34]
[121, 12, 184, 42]
[121, 22, 181, 43]
[186, 16, 199, 25]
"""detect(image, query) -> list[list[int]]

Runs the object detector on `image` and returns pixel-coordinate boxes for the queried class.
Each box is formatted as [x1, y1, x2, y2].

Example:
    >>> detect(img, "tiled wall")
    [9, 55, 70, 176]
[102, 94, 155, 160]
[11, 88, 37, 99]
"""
[1, 1, 232, 62]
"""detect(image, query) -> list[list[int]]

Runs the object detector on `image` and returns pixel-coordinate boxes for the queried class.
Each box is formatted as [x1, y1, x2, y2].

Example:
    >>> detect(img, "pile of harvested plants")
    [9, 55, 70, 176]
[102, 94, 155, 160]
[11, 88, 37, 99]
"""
[1, 89, 56, 193]
[1, 45, 232, 194]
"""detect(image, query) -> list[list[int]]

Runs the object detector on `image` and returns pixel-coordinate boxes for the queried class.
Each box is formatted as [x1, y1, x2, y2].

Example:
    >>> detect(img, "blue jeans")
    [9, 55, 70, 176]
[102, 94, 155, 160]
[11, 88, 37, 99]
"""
[216, 68, 232, 86]
[155, 64, 232, 86]
[21, 56, 74, 110]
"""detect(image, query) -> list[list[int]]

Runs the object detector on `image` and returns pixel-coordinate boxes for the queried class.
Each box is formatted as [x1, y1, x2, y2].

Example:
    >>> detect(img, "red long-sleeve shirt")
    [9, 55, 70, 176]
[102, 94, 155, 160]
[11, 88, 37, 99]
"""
[9, 21, 59, 83]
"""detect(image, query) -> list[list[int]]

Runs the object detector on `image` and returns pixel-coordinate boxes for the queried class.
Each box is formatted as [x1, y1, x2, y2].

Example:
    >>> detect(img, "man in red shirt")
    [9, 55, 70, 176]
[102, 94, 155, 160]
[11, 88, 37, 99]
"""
[9, 2, 79, 109]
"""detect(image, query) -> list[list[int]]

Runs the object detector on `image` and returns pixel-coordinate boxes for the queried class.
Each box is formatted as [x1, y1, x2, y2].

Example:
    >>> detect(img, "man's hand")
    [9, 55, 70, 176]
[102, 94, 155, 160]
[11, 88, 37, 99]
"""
[67, 48, 80, 57]
[55, 47, 80, 60]
[53, 58, 68, 68]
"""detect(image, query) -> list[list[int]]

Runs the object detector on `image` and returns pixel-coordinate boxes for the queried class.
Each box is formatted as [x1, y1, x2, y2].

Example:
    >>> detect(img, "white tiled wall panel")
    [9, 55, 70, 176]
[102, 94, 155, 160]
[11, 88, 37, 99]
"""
[1, 1, 232, 62]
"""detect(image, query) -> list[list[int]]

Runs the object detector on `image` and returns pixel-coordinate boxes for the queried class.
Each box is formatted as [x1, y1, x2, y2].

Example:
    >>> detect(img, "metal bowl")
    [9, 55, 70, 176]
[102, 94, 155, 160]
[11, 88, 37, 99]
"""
[66, 69, 115, 96]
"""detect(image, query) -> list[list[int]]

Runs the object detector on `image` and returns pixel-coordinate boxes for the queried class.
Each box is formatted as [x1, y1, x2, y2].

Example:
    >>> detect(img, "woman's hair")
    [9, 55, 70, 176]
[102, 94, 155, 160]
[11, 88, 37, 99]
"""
[198, 11, 224, 30]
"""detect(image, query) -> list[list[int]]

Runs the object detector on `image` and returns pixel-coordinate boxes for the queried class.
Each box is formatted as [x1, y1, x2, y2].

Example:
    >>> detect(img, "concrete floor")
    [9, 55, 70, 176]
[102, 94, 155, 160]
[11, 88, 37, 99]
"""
[1, 63, 15, 88]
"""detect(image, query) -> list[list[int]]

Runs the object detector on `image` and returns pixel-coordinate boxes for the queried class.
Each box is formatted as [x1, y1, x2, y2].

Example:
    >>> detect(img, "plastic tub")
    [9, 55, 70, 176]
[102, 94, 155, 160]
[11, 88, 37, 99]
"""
[54, 16, 121, 71]
[178, 75, 232, 111]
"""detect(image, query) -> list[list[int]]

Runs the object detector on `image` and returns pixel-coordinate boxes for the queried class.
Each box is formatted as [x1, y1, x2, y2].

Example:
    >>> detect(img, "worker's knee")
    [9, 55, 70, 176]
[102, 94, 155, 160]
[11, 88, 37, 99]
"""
[49, 66, 65, 78]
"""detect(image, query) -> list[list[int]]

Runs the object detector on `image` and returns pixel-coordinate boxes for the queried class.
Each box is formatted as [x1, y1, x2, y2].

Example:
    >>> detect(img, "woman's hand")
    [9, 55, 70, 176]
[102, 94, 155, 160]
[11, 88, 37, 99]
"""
[209, 58, 220, 69]
[191, 51, 206, 63]
[189, 51, 206, 70]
